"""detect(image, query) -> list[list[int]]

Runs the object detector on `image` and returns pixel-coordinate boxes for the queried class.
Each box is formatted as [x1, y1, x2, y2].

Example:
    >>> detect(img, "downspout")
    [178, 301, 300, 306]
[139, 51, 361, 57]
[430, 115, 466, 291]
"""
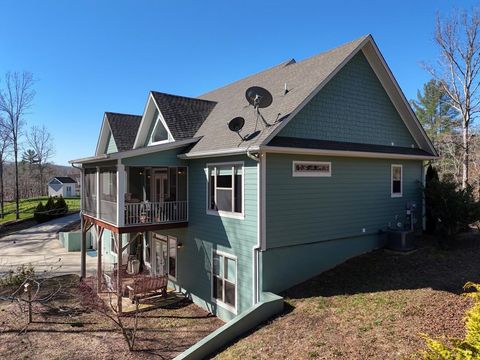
[248, 148, 261, 305]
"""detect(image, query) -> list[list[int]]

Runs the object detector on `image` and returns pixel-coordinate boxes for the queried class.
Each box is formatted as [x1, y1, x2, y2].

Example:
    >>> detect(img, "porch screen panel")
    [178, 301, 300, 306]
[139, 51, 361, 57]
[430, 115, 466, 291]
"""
[99, 167, 117, 224]
[84, 168, 97, 216]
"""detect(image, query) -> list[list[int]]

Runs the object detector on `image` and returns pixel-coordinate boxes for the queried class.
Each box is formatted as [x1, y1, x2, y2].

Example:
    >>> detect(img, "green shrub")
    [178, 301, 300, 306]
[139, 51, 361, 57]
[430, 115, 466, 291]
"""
[34, 201, 47, 222]
[45, 196, 55, 212]
[55, 196, 68, 215]
[419, 282, 480, 359]
[424, 178, 480, 245]
[0, 264, 35, 286]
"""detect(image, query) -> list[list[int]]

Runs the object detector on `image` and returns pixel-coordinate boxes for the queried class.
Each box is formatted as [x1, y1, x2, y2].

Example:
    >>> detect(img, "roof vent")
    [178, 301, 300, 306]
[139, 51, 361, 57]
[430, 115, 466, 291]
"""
[284, 83, 289, 95]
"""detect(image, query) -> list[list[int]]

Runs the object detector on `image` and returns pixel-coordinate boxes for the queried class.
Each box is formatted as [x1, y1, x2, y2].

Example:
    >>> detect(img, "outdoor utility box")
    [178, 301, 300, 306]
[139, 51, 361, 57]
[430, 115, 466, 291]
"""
[385, 230, 416, 252]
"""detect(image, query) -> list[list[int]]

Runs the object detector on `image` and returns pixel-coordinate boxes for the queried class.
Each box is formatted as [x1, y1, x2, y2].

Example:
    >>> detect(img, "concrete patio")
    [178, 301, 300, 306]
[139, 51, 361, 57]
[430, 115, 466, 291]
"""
[0, 214, 96, 275]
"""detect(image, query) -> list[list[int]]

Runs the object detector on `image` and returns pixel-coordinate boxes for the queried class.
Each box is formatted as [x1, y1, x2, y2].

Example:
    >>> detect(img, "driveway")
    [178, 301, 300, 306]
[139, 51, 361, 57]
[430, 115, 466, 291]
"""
[0, 214, 96, 276]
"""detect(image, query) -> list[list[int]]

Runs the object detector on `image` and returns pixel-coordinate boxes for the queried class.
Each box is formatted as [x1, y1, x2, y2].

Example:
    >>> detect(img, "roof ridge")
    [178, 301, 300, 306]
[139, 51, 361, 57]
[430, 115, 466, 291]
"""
[197, 58, 295, 99]
[105, 111, 142, 118]
[151, 90, 217, 104]
[290, 34, 370, 66]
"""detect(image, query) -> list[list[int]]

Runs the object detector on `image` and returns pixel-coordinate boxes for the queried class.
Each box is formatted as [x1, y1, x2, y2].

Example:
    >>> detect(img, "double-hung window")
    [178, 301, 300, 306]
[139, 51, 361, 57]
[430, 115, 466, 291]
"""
[207, 162, 243, 218]
[391, 164, 403, 197]
[212, 251, 237, 312]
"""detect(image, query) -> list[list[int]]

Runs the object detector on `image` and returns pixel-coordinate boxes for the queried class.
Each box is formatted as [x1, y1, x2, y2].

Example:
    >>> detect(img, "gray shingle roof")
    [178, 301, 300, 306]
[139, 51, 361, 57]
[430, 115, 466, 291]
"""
[269, 136, 435, 157]
[190, 35, 370, 154]
[151, 92, 216, 140]
[105, 112, 142, 151]
[53, 177, 77, 184]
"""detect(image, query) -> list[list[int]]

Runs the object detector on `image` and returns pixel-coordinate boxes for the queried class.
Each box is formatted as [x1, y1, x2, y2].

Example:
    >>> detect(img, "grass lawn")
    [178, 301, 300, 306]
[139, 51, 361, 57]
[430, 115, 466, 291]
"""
[0, 275, 224, 360]
[0, 196, 80, 224]
[215, 233, 480, 359]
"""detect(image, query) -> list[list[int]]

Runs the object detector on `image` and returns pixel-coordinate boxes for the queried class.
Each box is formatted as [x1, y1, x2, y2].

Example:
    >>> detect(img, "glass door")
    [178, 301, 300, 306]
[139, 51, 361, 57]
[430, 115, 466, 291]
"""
[153, 238, 168, 276]
[152, 170, 168, 203]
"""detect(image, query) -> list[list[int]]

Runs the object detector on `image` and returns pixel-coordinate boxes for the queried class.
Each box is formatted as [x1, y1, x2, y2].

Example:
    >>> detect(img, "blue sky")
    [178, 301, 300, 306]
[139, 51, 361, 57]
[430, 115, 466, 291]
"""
[0, 0, 476, 165]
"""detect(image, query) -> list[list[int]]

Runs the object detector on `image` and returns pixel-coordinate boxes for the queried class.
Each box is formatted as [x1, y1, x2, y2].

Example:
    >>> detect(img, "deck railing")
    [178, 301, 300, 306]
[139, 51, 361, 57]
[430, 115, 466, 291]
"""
[124, 201, 188, 226]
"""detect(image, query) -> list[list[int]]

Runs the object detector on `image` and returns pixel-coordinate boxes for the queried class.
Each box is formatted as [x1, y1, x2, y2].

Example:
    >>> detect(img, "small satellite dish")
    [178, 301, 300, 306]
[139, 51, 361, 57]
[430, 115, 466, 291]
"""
[228, 117, 246, 141]
[245, 86, 273, 109]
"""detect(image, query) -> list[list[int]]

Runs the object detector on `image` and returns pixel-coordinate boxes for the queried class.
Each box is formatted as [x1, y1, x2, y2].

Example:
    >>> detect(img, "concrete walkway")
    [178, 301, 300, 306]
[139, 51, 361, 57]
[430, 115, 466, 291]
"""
[0, 214, 97, 276]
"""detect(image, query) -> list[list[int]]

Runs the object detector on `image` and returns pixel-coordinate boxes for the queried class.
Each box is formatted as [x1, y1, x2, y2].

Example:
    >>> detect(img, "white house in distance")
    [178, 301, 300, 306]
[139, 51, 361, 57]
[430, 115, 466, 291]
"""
[47, 177, 78, 197]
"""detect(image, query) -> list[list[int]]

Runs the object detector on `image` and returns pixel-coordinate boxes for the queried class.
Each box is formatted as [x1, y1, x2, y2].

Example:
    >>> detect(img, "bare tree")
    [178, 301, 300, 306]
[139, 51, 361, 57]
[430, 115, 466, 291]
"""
[27, 125, 54, 196]
[0, 117, 10, 217]
[426, 9, 480, 188]
[0, 72, 35, 218]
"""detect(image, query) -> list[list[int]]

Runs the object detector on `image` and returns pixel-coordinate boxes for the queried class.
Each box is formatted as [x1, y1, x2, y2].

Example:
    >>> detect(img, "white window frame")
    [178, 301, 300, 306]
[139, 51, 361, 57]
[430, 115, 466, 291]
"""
[292, 161, 332, 177]
[211, 250, 238, 314]
[149, 110, 174, 146]
[205, 161, 245, 220]
[391, 164, 403, 198]
[152, 232, 178, 281]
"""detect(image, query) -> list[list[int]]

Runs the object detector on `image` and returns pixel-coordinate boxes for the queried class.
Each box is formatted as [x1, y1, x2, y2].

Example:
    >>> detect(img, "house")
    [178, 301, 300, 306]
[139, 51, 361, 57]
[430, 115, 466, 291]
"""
[70, 34, 436, 329]
[47, 176, 78, 198]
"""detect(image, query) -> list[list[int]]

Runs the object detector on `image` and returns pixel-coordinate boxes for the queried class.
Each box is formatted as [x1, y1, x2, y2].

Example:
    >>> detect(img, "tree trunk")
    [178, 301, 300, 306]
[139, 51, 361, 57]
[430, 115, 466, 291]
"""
[462, 123, 469, 189]
[14, 141, 19, 219]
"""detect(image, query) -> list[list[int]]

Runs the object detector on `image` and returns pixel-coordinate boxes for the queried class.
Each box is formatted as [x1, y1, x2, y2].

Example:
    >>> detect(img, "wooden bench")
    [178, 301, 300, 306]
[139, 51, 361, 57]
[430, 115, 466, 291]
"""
[126, 275, 168, 303]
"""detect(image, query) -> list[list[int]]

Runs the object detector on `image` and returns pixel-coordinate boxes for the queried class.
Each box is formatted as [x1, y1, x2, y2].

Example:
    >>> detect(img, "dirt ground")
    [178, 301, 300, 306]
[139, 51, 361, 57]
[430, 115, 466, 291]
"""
[215, 234, 480, 360]
[0, 275, 223, 360]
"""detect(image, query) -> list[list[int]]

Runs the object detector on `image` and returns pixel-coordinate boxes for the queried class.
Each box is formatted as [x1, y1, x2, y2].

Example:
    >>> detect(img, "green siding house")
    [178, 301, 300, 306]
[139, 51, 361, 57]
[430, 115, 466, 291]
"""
[71, 34, 436, 352]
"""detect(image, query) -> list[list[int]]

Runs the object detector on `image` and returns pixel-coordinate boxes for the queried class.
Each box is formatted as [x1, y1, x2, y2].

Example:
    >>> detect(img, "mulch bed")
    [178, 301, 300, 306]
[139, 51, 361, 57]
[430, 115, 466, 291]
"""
[215, 233, 480, 359]
[0, 275, 224, 360]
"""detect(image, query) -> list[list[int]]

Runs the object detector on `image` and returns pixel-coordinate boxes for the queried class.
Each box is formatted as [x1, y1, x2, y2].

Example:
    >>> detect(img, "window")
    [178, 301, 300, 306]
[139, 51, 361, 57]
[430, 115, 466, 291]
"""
[212, 251, 237, 312]
[292, 161, 331, 177]
[150, 110, 169, 144]
[391, 164, 403, 197]
[207, 163, 243, 218]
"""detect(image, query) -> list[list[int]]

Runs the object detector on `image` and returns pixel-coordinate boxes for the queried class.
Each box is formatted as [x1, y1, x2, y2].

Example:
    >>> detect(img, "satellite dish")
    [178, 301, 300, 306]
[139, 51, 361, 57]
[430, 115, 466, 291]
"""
[228, 117, 245, 132]
[245, 86, 273, 109]
[228, 117, 246, 141]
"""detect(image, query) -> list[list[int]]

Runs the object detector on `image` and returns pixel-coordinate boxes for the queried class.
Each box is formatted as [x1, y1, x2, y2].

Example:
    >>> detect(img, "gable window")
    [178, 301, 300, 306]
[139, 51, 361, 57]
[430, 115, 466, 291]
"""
[391, 164, 403, 197]
[207, 162, 243, 219]
[292, 161, 331, 177]
[150, 110, 170, 144]
[212, 251, 237, 313]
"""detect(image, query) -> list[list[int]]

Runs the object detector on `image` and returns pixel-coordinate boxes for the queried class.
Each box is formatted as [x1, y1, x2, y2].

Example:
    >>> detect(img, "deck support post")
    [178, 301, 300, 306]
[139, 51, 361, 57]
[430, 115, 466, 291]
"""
[80, 218, 87, 279]
[115, 232, 123, 315]
[96, 225, 104, 294]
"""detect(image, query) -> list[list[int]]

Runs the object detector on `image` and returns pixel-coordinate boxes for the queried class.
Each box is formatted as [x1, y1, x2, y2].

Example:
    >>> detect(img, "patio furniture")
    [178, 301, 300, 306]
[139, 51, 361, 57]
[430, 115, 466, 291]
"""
[126, 275, 168, 304]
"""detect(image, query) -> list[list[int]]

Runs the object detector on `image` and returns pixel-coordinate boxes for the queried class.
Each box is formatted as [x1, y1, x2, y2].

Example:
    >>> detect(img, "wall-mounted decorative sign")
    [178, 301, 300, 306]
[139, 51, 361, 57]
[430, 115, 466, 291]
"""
[292, 161, 332, 177]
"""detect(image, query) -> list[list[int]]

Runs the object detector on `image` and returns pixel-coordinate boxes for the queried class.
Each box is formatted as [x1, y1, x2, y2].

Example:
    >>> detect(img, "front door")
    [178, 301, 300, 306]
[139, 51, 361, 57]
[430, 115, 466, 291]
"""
[152, 171, 168, 203]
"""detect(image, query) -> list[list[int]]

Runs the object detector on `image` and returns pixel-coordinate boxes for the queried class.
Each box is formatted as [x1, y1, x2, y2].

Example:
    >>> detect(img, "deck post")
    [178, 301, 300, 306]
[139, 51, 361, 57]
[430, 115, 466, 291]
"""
[80, 217, 86, 279]
[117, 161, 125, 227]
[80, 167, 86, 279]
[96, 226, 104, 293]
[115, 232, 123, 315]
[96, 167, 100, 218]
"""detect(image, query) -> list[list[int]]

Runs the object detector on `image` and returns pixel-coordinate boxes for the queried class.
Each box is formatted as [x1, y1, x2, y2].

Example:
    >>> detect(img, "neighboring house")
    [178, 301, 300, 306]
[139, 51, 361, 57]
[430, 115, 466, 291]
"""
[47, 177, 78, 198]
[71, 34, 436, 326]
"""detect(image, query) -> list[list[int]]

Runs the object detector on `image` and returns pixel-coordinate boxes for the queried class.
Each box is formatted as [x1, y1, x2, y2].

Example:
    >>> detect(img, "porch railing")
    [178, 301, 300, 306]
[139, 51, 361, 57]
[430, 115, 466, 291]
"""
[124, 201, 188, 226]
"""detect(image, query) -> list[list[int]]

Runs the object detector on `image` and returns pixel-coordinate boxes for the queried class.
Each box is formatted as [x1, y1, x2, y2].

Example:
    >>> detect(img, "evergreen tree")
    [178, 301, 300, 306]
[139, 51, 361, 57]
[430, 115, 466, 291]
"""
[411, 79, 457, 147]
